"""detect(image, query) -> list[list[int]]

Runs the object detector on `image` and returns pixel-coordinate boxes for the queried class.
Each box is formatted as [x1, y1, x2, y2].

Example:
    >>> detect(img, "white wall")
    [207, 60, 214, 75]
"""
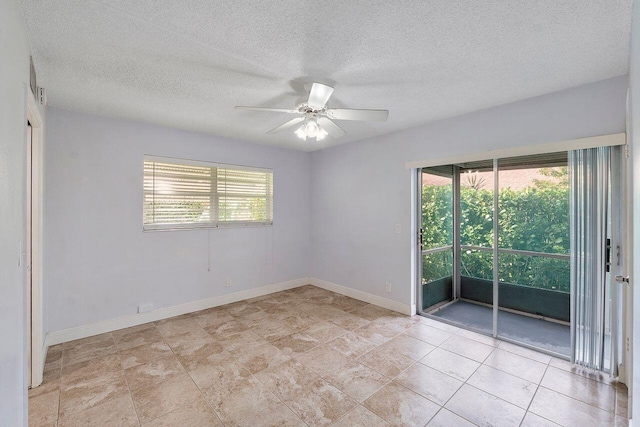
[44, 108, 311, 333]
[310, 76, 627, 309]
[0, 0, 38, 424]
[628, 0, 639, 420]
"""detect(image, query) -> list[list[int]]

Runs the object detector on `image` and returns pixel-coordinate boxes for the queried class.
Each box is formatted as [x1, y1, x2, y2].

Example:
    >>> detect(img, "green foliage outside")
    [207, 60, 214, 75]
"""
[145, 198, 269, 224]
[219, 197, 268, 222]
[144, 200, 209, 224]
[422, 168, 570, 293]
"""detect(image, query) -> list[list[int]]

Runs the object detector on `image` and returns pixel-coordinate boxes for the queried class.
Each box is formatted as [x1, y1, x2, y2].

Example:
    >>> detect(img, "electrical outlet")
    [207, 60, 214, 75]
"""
[395, 224, 401, 234]
[138, 303, 153, 314]
[226, 277, 232, 288]
[385, 282, 391, 293]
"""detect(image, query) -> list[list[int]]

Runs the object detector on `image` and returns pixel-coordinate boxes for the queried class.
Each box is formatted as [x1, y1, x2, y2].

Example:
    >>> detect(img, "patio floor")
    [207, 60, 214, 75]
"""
[430, 300, 571, 356]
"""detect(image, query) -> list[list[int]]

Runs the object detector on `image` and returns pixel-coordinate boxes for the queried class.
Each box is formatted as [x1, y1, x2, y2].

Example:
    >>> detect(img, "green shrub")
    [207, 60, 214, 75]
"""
[422, 169, 569, 293]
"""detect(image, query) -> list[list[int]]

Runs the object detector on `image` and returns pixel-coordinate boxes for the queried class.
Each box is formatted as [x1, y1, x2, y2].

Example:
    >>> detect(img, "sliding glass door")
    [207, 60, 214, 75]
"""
[418, 154, 573, 357]
[495, 157, 571, 354]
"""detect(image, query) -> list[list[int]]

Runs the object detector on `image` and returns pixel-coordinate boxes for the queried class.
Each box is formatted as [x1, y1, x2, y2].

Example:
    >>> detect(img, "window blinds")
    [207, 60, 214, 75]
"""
[143, 157, 273, 230]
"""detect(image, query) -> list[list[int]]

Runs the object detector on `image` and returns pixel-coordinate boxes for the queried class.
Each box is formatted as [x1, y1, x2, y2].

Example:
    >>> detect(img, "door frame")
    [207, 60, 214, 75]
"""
[26, 88, 44, 388]
[411, 168, 421, 316]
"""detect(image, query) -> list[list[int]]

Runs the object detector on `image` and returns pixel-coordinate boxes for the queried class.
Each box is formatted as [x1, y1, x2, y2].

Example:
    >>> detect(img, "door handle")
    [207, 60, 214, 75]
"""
[615, 275, 630, 284]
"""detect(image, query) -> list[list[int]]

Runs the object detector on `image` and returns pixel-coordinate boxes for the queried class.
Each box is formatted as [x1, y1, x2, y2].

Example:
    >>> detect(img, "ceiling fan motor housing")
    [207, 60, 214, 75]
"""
[297, 103, 325, 116]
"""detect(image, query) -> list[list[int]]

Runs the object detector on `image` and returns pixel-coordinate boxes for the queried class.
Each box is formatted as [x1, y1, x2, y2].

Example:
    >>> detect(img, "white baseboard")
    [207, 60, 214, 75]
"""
[45, 277, 310, 347]
[309, 277, 412, 315]
[44, 276, 413, 348]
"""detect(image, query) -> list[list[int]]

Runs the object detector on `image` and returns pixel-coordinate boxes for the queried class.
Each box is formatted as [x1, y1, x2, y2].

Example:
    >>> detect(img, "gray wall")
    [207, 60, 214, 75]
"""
[44, 108, 311, 333]
[310, 76, 627, 309]
[629, 0, 639, 419]
[0, 0, 37, 424]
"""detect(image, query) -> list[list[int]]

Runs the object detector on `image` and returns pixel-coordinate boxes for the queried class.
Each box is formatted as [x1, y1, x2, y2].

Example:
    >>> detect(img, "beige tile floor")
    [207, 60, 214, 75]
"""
[29, 285, 628, 427]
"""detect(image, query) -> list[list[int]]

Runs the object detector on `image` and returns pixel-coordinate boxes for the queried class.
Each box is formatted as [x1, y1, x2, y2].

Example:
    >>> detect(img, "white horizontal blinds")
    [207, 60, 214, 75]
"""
[143, 160, 215, 229]
[143, 156, 273, 230]
[218, 166, 273, 225]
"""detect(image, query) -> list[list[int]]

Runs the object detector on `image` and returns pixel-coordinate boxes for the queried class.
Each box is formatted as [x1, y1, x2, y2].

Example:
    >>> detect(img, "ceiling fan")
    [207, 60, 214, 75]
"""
[235, 83, 389, 141]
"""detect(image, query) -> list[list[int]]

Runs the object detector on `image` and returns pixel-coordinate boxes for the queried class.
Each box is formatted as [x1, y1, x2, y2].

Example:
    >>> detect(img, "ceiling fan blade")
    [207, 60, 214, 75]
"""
[307, 83, 334, 108]
[326, 108, 389, 122]
[318, 117, 346, 138]
[236, 106, 298, 114]
[267, 117, 305, 134]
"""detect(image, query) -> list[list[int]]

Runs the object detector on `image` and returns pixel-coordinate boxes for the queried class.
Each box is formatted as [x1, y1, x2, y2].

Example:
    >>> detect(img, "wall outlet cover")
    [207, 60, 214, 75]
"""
[138, 303, 154, 314]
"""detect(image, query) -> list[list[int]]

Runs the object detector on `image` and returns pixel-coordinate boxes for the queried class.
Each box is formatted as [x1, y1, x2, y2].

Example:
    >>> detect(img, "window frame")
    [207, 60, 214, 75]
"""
[143, 155, 273, 232]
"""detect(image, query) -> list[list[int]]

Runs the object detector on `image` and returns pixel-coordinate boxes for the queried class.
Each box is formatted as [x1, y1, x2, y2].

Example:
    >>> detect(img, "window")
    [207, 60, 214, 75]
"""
[143, 156, 273, 230]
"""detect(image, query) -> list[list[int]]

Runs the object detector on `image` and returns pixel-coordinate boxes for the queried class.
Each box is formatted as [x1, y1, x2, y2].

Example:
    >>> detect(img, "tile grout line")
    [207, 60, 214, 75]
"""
[201, 303, 313, 426]
[538, 363, 619, 414]
[547, 361, 620, 388]
[68, 329, 159, 425]
[57, 333, 130, 424]
[518, 361, 551, 427]
[122, 323, 217, 426]
[236, 304, 323, 427]
[371, 323, 490, 426]
[435, 336, 491, 427]
[423, 331, 555, 388]
[249, 323, 315, 426]
[115, 332, 144, 427]
[248, 367, 312, 427]
[250, 302, 394, 425]
[376, 337, 457, 426]
[416, 325, 535, 426]
[476, 347, 548, 386]
[170, 316, 256, 427]
[55, 347, 64, 425]
[125, 325, 173, 426]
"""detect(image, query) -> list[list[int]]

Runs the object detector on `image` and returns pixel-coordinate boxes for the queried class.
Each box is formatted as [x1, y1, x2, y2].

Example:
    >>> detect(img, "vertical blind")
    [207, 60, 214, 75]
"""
[569, 146, 621, 373]
[143, 156, 273, 230]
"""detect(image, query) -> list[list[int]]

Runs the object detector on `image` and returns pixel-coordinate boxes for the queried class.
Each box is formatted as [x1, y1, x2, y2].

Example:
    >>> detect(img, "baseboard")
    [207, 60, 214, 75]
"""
[309, 277, 412, 315]
[44, 276, 412, 346]
[618, 363, 628, 387]
[410, 303, 417, 316]
[45, 277, 310, 346]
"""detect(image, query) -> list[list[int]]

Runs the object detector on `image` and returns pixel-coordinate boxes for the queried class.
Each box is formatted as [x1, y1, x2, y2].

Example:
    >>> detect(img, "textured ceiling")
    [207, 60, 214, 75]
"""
[21, 0, 632, 151]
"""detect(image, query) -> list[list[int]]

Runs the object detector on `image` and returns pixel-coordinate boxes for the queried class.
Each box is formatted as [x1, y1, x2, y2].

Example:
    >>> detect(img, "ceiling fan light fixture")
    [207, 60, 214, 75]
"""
[316, 127, 328, 141]
[304, 119, 320, 138]
[294, 124, 307, 140]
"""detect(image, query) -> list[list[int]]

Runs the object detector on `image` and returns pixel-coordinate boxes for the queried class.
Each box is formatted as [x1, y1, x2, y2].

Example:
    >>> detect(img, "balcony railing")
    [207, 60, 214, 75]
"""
[423, 277, 570, 322]
[422, 245, 570, 322]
